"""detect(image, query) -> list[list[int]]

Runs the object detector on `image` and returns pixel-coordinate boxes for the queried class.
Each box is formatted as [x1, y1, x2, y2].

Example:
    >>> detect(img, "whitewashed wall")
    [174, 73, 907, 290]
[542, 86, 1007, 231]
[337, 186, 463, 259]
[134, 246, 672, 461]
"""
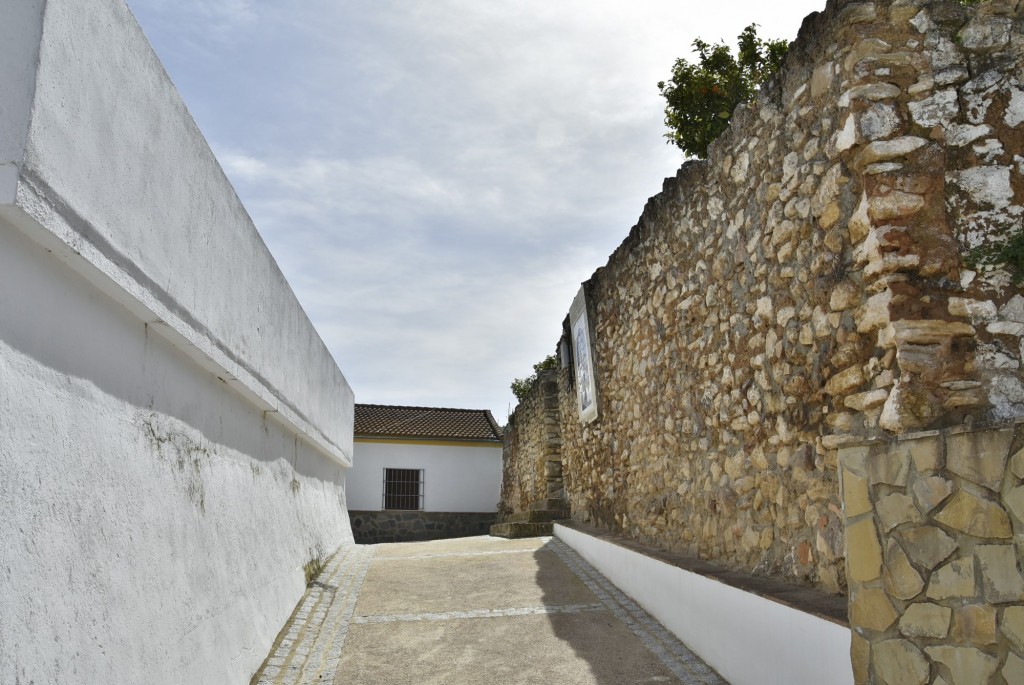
[347, 441, 503, 512]
[0, 1, 354, 683]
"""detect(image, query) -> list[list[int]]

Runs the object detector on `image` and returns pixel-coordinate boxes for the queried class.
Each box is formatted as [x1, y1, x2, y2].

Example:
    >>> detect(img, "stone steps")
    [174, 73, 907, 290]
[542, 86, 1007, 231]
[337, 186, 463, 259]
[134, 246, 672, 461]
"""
[529, 498, 568, 512]
[491, 499, 569, 537]
[504, 509, 568, 524]
[489, 521, 554, 538]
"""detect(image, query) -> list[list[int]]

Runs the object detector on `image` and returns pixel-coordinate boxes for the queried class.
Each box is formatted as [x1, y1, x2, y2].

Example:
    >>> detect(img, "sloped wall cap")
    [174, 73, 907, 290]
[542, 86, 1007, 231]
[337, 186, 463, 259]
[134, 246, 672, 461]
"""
[0, 0, 353, 465]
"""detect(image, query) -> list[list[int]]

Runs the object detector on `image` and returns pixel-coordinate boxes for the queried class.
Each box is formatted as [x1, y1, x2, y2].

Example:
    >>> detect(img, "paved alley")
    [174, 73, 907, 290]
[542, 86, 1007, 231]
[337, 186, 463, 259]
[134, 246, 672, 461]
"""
[251, 535, 727, 685]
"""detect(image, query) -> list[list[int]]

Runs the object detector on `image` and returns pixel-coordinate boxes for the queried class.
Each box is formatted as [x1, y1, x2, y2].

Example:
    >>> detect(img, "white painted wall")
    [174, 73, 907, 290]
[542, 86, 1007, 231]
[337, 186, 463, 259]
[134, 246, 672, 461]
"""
[555, 523, 854, 685]
[1, 219, 354, 684]
[1, 2, 355, 683]
[347, 441, 502, 512]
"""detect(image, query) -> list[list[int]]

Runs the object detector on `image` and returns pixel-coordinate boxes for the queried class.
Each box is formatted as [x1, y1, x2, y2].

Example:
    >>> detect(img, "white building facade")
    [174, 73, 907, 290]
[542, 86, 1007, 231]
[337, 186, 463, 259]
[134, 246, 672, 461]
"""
[1, 2, 354, 683]
[346, 405, 503, 542]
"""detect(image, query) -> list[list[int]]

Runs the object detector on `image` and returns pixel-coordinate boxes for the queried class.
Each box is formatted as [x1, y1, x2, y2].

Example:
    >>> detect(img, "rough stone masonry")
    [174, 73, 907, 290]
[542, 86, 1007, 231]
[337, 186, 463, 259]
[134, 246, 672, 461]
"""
[503, 0, 1024, 682]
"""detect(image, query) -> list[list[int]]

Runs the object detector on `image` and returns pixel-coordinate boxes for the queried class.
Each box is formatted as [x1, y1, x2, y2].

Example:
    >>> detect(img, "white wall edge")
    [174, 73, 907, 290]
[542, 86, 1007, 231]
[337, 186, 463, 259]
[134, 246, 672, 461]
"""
[0, 165, 18, 204]
[0, 190, 351, 469]
[554, 523, 853, 685]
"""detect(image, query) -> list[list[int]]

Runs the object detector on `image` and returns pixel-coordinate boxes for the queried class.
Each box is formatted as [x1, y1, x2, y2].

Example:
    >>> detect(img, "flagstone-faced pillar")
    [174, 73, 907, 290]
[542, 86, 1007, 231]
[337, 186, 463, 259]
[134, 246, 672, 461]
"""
[840, 424, 1024, 684]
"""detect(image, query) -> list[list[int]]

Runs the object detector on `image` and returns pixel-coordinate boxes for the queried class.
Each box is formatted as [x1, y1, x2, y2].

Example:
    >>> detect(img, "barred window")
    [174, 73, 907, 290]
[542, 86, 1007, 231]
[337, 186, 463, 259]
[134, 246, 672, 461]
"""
[383, 468, 424, 510]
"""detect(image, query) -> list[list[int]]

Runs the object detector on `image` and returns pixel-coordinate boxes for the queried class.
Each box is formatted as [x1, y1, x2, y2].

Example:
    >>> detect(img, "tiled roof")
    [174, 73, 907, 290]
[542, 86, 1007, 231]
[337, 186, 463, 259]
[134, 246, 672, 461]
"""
[354, 404, 503, 442]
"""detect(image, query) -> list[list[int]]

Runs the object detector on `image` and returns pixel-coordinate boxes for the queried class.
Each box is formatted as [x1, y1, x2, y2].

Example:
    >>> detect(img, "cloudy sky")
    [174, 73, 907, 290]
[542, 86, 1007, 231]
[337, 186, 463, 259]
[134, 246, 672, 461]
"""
[124, 0, 824, 423]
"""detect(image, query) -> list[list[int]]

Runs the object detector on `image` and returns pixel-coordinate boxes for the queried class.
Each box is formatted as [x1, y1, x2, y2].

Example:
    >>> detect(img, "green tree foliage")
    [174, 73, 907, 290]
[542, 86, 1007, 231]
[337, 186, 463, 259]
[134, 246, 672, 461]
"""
[510, 355, 558, 403]
[658, 24, 789, 159]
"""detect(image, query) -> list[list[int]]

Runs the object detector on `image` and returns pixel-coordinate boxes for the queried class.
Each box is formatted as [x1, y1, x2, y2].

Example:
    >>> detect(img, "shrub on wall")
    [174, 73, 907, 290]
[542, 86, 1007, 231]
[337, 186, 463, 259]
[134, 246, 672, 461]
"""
[658, 24, 788, 159]
[511, 355, 557, 403]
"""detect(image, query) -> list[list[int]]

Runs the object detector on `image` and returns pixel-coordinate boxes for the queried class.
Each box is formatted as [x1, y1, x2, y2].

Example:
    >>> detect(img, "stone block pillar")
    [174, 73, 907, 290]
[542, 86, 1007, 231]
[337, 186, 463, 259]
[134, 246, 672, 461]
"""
[499, 369, 565, 517]
[839, 423, 1024, 684]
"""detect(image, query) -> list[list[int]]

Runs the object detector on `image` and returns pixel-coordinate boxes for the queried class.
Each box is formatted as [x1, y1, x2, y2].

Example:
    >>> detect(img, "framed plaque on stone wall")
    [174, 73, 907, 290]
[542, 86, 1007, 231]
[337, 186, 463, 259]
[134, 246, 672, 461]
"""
[569, 286, 598, 424]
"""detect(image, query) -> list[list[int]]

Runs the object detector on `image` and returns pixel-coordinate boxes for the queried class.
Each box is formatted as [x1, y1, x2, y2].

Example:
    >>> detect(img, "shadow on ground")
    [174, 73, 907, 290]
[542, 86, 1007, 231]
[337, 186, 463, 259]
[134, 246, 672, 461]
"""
[534, 538, 709, 685]
[319, 535, 724, 684]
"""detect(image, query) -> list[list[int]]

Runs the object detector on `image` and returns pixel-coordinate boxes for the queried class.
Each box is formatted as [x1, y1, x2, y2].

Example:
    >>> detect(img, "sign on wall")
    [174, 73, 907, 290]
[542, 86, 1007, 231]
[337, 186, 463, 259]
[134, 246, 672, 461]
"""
[569, 286, 599, 424]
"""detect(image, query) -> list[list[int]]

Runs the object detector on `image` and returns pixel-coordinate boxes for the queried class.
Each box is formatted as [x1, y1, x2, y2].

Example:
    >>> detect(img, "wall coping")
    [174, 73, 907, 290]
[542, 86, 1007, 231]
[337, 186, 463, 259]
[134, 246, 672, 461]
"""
[836, 415, 1024, 450]
[557, 520, 848, 626]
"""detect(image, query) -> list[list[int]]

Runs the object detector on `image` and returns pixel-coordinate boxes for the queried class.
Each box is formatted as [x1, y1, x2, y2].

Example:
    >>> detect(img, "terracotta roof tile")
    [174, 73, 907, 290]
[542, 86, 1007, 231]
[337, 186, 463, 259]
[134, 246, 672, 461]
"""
[354, 404, 503, 442]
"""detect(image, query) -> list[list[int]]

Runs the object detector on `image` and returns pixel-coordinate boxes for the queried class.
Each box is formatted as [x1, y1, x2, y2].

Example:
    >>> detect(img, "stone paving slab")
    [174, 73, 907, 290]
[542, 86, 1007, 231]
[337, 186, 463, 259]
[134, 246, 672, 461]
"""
[338, 611, 681, 685]
[251, 535, 728, 685]
[370, 535, 544, 558]
[355, 545, 594, 615]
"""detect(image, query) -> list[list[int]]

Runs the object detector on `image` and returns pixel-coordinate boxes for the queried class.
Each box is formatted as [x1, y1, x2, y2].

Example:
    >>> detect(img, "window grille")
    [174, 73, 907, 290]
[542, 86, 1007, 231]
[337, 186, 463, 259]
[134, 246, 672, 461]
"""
[383, 468, 424, 510]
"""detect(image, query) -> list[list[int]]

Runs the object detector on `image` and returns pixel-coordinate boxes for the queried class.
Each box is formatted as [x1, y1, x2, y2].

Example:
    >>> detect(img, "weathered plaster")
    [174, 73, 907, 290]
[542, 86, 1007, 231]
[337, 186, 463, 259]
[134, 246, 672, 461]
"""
[0, 219, 353, 684]
[0, 1, 356, 682]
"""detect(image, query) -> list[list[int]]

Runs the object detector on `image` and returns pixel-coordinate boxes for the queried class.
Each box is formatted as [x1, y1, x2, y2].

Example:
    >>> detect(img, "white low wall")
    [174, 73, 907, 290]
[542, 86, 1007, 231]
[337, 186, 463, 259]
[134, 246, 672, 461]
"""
[347, 440, 502, 512]
[554, 523, 853, 685]
[0, 1, 355, 683]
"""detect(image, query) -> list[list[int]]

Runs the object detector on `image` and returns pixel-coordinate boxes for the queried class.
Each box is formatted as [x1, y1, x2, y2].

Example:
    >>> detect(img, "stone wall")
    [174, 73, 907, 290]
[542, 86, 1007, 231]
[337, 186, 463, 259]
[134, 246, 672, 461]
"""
[349, 511, 497, 544]
[840, 424, 1024, 684]
[499, 369, 563, 516]
[499, 0, 1024, 598]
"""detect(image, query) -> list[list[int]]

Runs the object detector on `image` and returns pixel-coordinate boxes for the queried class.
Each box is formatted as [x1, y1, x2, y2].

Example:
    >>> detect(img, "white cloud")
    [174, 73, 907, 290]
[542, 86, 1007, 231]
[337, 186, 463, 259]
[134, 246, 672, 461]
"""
[130, 0, 256, 32]
[127, 0, 825, 420]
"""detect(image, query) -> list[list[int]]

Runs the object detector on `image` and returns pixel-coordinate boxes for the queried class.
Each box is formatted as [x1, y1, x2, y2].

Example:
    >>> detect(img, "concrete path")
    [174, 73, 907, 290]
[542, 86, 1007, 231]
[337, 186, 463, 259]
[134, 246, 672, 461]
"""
[251, 535, 728, 685]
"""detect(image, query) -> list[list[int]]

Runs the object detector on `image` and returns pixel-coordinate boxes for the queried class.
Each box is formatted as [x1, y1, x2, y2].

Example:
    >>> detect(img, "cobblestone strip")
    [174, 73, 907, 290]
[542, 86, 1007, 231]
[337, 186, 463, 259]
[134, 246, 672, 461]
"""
[354, 603, 605, 624]
[548, 538, 728, 685]
[253, 544, 374, 685]
[256, 551, 350, 685]
[303, 545, 374, 683]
